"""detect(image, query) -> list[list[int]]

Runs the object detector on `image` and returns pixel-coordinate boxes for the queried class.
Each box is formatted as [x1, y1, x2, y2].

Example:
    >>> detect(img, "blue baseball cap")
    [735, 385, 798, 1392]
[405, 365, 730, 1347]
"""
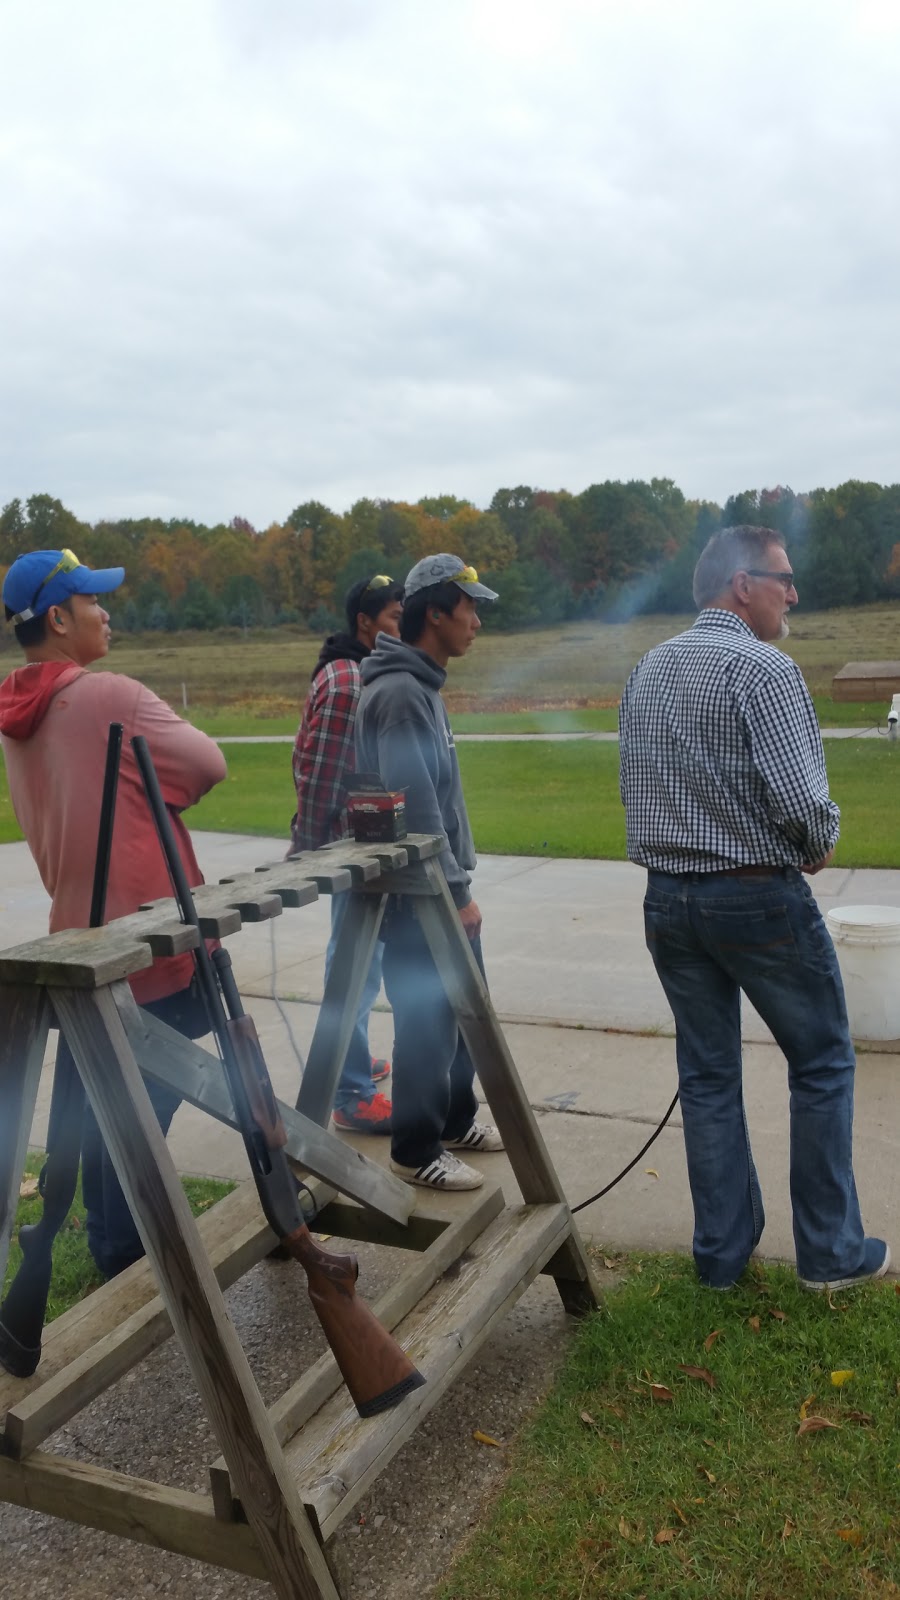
[3, 549, 125, 625]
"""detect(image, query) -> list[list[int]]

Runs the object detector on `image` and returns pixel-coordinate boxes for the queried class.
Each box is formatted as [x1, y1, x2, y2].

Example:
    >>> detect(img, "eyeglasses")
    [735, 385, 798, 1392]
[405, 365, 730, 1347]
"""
[362, 574, 394, 594]
[744, 569, 795, 590]
[24, 548, 81, 618]
[450, 565, 479, 584]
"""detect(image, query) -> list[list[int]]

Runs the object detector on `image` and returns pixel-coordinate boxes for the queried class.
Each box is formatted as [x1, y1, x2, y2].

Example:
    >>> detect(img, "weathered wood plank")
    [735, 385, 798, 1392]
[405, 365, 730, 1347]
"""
[52, 984, 340, 1600]
[0, 988, 52, 1285]
[284, 1202, 571, 1540]
[415, 860, 601, 1316]
[118, 998, 414, 1226]
[0, 1450, 270, 1579]
[209, 1181, 506, 1520]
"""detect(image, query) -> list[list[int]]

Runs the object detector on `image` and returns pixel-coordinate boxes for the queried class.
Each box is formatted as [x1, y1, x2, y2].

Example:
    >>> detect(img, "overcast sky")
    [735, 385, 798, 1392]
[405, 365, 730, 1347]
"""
[2, 0, 899, 528]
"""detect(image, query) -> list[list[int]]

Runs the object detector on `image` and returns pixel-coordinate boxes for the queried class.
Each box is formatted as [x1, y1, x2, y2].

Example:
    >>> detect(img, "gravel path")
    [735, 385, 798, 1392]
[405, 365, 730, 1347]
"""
[0, 1242, 577, 1599]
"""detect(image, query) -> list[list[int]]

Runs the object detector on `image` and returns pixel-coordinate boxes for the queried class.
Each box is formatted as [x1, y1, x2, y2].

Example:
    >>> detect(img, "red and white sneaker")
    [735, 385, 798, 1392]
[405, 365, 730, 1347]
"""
[332, 1092, 392, 1135]
[371, 1057, 391, 1084]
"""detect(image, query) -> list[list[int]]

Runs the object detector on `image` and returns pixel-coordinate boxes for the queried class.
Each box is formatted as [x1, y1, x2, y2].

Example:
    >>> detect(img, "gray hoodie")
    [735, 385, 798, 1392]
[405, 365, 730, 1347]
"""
[356, 634, 475, 906]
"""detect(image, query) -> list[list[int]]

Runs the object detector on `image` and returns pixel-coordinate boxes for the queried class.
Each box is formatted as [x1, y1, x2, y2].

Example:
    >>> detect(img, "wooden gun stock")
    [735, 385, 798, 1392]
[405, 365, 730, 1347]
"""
[225, 1014, 425, 1416]
[282, 1225, 424, 1418]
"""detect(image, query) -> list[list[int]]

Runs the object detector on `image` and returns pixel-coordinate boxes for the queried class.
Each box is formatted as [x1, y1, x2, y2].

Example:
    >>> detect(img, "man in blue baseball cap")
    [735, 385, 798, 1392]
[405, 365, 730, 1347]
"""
[0, 547, 226, 1280]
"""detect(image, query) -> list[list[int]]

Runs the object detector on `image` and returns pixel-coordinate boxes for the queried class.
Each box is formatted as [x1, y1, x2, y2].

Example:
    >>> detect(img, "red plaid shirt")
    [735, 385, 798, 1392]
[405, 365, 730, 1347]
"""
[290, 658, 361, 853]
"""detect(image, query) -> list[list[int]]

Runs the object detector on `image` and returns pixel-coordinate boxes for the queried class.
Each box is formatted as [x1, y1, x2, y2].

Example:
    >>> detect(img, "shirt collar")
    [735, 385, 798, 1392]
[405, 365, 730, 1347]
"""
[693, 608, 757, 640]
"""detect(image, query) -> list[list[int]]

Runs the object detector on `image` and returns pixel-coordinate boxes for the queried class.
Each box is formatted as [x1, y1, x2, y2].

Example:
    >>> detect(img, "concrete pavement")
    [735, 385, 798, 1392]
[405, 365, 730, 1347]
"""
[3, 833, 899, 1270]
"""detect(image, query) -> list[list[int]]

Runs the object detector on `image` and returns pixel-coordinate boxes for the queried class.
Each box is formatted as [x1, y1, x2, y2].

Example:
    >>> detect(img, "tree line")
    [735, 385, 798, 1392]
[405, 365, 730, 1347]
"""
[1, 479, 898, 638]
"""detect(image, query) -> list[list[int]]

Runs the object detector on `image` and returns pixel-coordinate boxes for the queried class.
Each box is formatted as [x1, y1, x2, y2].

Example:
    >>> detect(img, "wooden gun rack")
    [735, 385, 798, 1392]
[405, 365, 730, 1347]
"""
[0, 835, 599, 1599]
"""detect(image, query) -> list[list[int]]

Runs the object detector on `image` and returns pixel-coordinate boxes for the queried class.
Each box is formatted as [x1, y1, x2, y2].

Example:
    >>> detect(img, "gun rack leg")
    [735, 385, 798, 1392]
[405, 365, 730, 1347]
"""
[296, 892, 387, 1127]
[0, 987, 52, 1287]
[51, 983, 341, 1600]
[415, 865, 601, 1317]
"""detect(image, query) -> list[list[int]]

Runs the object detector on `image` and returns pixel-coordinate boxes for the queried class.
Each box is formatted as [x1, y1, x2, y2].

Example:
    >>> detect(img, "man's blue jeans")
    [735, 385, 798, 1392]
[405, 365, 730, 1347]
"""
[644, 868, 865, 1288]
[380, 902, 480, 1169]
[329, 893, 385, 1112]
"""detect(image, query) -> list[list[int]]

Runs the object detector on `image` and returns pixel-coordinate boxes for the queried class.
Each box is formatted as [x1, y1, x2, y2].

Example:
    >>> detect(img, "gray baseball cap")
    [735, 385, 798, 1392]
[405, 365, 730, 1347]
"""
[404, 553, 498, 601]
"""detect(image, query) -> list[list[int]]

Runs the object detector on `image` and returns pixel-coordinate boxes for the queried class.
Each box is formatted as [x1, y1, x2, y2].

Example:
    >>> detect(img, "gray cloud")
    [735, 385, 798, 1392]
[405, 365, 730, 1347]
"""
[1, 0, 899, 525]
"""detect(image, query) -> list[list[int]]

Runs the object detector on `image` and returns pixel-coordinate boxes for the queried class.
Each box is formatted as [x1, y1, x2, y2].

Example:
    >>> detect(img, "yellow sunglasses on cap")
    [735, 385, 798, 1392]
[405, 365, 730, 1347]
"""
[362, 574, 395, 594]
[450, 565, 479, 584]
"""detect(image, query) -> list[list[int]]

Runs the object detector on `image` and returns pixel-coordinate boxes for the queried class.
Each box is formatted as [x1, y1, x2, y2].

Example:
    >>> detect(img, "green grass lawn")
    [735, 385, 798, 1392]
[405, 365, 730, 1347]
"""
[5, 1153, 234, 1322]
[440, 1253, 900, 1600]
[185, 702, 882, 736]
[3, 735, 900, 864]
[184, 736, 900, 868]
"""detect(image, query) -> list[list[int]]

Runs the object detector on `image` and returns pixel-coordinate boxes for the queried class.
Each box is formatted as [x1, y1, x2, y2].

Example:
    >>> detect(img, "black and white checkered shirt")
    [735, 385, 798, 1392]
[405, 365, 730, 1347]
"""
[618, 609, 839, 872]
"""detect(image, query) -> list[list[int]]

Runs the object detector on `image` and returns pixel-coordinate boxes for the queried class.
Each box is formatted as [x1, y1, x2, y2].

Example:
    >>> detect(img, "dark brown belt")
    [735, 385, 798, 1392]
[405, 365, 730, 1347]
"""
[714, 865, 786, 877]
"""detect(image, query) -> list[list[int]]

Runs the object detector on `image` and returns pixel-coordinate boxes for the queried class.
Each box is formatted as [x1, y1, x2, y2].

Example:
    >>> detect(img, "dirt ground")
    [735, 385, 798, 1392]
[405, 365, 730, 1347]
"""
[0, 1242, 590, 1599]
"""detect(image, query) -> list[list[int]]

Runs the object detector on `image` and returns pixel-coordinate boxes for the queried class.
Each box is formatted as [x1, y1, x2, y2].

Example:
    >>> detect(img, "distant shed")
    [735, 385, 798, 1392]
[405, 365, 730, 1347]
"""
[832, 662, 900, 702]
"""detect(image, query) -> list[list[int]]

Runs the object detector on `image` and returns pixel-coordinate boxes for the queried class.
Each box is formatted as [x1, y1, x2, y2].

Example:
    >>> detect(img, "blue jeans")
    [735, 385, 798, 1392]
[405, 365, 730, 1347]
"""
[79, 982, 210, 1279]
[644, 868, 865, 1288]
[380, 903, 480, 1168]
[329, 893, 385, 1111]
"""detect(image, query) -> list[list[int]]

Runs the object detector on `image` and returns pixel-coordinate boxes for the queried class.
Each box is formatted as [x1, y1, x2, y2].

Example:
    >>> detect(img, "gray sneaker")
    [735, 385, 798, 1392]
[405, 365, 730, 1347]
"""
[390, 1152, 485, 1191]
[798, 1238, 891, 1293]
[444, 1121, 504, 1153]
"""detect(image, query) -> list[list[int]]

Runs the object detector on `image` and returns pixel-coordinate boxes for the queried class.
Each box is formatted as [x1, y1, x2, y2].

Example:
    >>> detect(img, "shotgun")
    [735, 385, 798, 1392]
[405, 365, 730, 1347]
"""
[131, 734, 425, 1418]
[0, 722, 123, 1378]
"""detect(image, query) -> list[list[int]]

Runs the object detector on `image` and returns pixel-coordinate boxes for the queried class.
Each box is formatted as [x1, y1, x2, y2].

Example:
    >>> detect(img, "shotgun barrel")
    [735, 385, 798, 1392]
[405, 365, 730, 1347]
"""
[131, 734, 425, 1418]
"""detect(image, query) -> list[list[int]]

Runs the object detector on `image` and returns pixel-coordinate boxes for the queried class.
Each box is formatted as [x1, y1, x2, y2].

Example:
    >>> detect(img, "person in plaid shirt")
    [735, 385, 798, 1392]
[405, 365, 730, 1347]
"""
[290, 573, 404, 1131]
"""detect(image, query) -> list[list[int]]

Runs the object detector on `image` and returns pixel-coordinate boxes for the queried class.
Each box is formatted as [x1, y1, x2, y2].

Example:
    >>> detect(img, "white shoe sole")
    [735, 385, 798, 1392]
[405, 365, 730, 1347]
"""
[389, 1158, 484, 1191]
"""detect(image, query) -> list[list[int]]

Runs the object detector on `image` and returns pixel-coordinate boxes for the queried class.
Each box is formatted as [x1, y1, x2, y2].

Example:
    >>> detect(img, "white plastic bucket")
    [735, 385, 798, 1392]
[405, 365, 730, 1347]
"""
[825, 904, 900, 1041]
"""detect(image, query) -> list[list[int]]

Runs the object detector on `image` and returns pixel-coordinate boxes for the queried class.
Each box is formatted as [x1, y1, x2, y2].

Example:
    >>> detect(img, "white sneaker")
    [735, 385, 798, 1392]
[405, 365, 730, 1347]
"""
[390, 1152, 485, 1191]
[444, 1121, 504, 1154]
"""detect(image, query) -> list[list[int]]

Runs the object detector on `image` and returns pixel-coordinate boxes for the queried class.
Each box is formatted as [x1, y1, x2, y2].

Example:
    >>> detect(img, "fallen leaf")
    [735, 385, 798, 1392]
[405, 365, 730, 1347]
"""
[748, 1315, 761, 1334]
[579, 1411, 598, 1428]
[837, 1528, 863, 1546]
[598, 1400, 626, 1420]
[649, 1283, 661, 1298]
[18, 1177, 39, 1198]
[704, 1330, 722, 1353]
[768, 1308, 788, 1322]
[314, 1232, 332, 1242]
[798, 1417, 841, 1436]
[844, 1410, 874, 1426]
[702, 1438, 715, 1447]
[649, 1384, 675, 1403]
[654, 1528, 676, 1544]
[799, 1394, 816, 1420]
[603, 1255, 625, 1270]
[618, 1515, 631, 1539]
[700, 1467, 716, 1484]
[831, 1369, 854, 1387]
[645, 1168, 659, 1179]
[472, 1430, 503, 1448]
[678, 1364, 717, 1390]
[69, 1215, 81, 1230]
[671, 1502, 688, 1525]
[782, 1517, 797, 1541]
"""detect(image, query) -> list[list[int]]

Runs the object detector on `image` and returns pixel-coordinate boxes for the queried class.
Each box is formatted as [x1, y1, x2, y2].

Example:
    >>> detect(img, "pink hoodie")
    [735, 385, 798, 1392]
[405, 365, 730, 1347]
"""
[0, 663, 227, 1003]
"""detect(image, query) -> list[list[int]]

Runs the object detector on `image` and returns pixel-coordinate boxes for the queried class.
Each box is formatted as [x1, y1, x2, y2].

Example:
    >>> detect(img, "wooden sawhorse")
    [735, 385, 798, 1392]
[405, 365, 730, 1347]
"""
[0, 835, 599, 1598]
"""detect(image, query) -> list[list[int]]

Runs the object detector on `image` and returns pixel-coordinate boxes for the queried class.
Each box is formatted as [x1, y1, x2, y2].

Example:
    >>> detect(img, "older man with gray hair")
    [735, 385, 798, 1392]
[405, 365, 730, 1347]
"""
[619, 525, 888, 1294]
